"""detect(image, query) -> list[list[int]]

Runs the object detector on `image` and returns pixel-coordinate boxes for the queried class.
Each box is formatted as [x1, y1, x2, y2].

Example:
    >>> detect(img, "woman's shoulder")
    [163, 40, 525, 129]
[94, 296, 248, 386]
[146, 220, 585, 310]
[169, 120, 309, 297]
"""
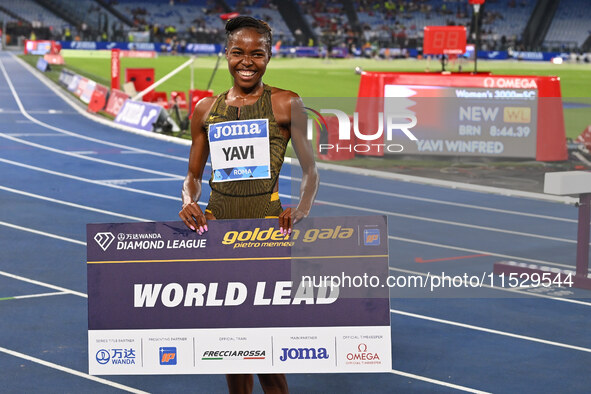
[268, 86, 303, 112]
[269, 86, 300, 101]
[194, 94, 221, 116]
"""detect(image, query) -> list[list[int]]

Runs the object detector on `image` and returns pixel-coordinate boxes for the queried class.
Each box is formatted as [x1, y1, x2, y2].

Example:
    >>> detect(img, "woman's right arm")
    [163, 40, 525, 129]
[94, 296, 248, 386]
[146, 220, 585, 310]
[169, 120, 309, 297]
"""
[178, 97, 215, 234]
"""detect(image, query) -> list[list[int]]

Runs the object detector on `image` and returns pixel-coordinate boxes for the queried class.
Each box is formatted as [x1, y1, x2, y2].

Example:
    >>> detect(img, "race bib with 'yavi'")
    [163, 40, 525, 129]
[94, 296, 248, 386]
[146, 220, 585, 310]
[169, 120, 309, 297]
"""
[208, 119, 271, 182]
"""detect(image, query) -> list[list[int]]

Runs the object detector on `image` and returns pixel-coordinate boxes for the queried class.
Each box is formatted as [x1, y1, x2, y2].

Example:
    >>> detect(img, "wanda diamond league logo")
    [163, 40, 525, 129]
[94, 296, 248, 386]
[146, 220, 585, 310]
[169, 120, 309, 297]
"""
[94, 232, 115, 251]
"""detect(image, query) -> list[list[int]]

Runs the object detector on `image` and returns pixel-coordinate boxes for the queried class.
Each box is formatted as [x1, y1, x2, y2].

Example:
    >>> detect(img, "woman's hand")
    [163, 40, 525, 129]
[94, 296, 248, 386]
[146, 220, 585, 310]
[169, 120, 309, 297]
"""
[179, 202, 212, 235]
[278, 207, 307, 236]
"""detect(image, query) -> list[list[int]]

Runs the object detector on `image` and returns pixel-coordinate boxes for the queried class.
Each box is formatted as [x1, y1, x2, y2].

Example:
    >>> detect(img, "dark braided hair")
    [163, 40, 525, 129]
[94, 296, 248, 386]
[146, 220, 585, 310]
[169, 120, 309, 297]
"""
[225, 16, 273, 56]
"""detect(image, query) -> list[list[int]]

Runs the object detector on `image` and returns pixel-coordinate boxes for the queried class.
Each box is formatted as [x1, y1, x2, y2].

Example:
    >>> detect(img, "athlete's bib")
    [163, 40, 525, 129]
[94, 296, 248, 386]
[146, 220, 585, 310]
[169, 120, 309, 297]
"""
[208, 119, 271, 182]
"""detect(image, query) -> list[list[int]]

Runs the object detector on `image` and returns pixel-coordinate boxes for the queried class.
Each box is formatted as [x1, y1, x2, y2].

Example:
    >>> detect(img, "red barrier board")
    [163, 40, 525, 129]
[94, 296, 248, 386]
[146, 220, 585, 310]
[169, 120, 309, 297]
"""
[188, 89, 214, 118]
[355, 72, 567, 161]
[170, 91, 188, 110]
[104, 89, 129, 117]
[88, 85, 109, 113]
[43, 54, 65, 65]
[111, 49, 121, 91]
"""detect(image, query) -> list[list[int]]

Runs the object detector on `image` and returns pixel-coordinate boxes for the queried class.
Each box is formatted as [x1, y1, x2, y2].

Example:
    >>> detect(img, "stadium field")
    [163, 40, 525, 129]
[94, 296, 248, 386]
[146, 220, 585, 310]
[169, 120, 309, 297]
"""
[21, 54, 591, 140]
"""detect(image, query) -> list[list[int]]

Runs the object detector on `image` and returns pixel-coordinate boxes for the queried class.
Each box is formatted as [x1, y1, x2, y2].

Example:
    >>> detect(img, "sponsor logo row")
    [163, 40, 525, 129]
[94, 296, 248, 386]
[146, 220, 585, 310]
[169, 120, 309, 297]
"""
[93, 338, 385, 370]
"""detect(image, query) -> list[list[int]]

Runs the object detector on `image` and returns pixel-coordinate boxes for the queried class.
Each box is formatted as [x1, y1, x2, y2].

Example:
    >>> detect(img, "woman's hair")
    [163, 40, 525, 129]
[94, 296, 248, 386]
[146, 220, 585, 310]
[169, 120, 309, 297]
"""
[225, 16, 273, 55]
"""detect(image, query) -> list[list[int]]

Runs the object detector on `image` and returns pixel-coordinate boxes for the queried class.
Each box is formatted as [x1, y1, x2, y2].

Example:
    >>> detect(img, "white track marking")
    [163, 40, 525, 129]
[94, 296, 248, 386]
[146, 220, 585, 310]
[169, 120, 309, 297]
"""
[0, 157, 186, 203]
[389, 369, 491, 394]
[0, 346, 148, 393]
[318, 181, 578, 223]
[0, 133, 185, 179]
[5, 133, 67, 137]
[0, 220, 86, 246]
[9, 291, 69, 300]
[315, 198, 580, 244]
[391, 309, 591, 353]
[0, 270, 87, 298]
[99, 178, 182, 184]
[315, 160, 578, 205]
[0, 156, 578, 246]
[0, 185, 150, 222]
[388, 235, 577, 271]
[388, 266, 591, 307]
[0, 156, 580, 273]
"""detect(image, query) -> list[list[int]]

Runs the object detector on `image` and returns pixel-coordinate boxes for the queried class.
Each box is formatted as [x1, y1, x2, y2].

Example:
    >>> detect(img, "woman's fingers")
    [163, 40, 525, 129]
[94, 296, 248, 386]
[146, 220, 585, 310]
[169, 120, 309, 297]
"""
[279, 208, 291, 235]
[179, 202, 209, 234]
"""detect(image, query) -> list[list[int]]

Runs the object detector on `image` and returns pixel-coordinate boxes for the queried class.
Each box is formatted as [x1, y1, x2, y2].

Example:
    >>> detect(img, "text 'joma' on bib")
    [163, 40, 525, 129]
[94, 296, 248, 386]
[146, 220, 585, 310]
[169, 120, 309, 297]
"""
[208, 119, 271, 182]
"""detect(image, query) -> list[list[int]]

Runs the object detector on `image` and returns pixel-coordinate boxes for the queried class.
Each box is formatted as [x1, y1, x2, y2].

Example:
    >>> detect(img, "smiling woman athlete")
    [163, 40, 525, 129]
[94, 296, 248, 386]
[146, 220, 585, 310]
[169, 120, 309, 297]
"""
[178, 16, 319, 394]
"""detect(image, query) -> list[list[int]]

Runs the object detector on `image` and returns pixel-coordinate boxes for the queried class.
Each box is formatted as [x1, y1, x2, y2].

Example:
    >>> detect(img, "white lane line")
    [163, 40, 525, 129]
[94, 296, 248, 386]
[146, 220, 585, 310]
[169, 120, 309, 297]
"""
[315, 160, 578, 205]
[0, 56, 189, 162]
[0, 346, 148, 393]
[0, 270, 87, 298]
[0, 156, 577, 247]
[389, 369, 490, 394]
[315, 198, 580, 245]
[0, 220, 86, 246]
[5, 133, 67, 137]
[70, 151, 97, 155]
[388, 266, 591, 307]
[99, 178, 182, 184]
[0, 157, 187, 203]
[4, 291, 69, 300]
[391, 309, 591, 353]
[318, 181, 578, 223]
[0, 133, 185, 179]
[0, 185, 150, 222]
[0, 157, 578, 271]
[387, 235, 578, 271]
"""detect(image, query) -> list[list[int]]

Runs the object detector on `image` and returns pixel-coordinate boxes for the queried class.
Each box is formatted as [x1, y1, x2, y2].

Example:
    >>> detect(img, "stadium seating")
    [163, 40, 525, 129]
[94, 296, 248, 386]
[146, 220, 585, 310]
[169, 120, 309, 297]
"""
[111, 0, 226, 42]
[44, 0, 123, 40]
[480, 0, 536, 49]
[8, 0, 68, 31]
[210, 0, 293, 44]
[296, 1, 350, 40]
[544, 0, 591, 50]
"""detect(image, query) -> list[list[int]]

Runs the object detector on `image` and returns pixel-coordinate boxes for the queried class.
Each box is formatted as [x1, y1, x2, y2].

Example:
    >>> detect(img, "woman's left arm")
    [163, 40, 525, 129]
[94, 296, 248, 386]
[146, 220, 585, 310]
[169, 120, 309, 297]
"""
[276, 91, 319, 233]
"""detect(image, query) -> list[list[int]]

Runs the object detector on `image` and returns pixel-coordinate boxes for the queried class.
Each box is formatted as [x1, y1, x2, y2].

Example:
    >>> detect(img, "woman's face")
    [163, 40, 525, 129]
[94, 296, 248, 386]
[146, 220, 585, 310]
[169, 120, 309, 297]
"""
[226, 27, 270, 91]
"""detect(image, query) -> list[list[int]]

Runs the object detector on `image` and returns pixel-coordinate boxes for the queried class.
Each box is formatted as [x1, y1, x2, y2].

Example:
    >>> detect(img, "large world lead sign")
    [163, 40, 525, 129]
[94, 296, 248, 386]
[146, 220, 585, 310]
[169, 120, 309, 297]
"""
[87, 216, 391, 375]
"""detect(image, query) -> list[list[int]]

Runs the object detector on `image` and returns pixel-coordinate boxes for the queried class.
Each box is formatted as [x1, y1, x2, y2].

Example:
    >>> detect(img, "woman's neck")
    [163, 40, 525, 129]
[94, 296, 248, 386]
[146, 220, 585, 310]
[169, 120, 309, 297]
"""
[230, 83, 264, 99]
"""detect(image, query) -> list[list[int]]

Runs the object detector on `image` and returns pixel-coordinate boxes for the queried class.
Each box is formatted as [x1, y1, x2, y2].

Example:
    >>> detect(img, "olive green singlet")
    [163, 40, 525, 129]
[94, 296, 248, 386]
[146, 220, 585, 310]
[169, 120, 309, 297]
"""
[203, 85, 288, 219]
